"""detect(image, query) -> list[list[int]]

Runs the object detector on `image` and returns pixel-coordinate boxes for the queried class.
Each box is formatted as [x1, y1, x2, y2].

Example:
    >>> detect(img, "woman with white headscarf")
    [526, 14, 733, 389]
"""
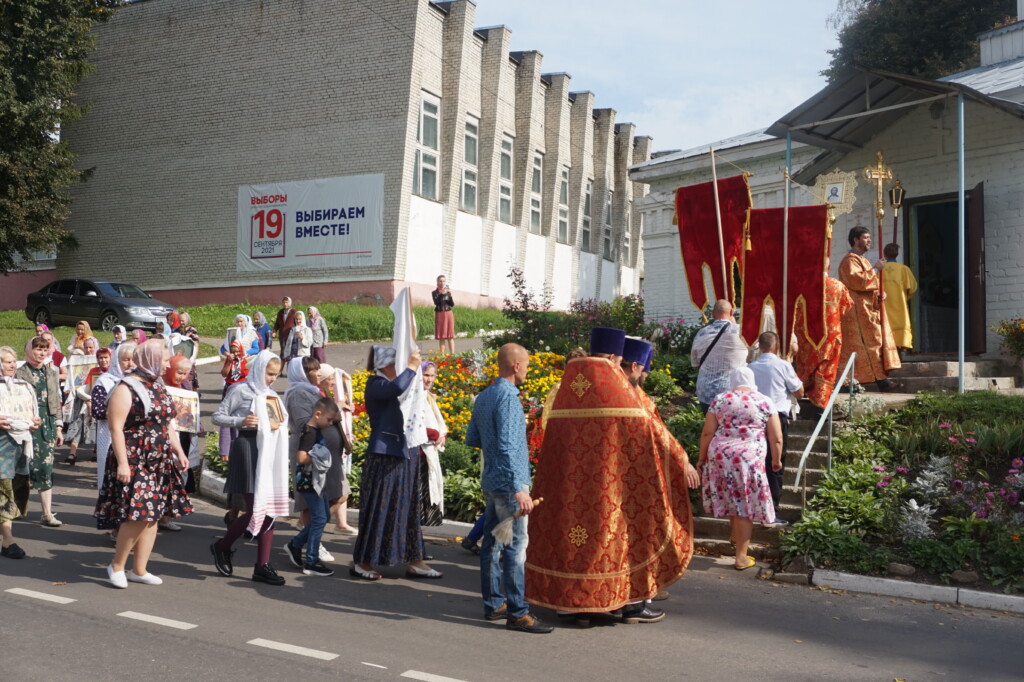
[92, 341, 137, 494]
[210, 350, 289, 586]
[283, 310, 313, 362]
[306, 306, 329, 364]
[350, 344, 442, 580]
[221, 314, 260, 358]
[697, 366, 782, 571]
[0, 345, 41, 559]
[94, 339, 192, 588]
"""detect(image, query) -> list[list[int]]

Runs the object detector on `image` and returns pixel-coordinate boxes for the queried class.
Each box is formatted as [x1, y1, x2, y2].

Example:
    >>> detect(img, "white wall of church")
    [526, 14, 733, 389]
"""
[523, 232, 548, 298]
[599, 259, 617, 301]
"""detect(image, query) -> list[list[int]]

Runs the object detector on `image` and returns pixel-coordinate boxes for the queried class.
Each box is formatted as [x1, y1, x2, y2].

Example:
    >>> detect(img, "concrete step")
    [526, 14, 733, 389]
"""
[879, 376, 1019, 392]
[890, 359, 1016, 378]
[780, 485, 817, 506]
[775, 503, 805, 523]
[695, 538, 780, 561]
[783, 467, 825, 487]
[787, 433, 830, 454]
[693, 515, 782, 544]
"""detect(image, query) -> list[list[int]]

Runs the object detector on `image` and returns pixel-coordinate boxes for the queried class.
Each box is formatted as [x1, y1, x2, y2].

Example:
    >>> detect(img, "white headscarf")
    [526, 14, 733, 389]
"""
[244, 350, 290, 537]
[245, 350, 279, 397]
[284, 356, 321, 402]
[372, 345, 397, 376]
[729, 366, 757, 390]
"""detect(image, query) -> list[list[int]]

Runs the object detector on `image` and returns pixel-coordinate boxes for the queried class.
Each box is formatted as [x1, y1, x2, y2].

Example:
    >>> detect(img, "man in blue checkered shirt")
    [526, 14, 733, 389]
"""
[465, 343, 552, 634]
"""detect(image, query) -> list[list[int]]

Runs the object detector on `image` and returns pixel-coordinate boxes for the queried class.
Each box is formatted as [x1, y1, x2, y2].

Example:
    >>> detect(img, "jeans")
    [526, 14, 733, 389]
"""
[292, 491, 329, 564]
[466, 513, 486, 544]
[480, 491, 529, 618]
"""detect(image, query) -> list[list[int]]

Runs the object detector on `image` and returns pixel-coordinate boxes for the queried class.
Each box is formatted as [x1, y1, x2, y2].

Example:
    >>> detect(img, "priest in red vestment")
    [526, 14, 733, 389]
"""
[837, 227, 901, 389]
[794, 259, 854, 408]
[525, 330, 696, 623]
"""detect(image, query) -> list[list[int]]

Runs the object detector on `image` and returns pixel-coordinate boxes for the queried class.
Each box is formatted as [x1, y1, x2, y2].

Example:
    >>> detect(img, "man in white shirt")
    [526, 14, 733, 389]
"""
[690, 300, 749, 415]
[748, 331, 804, 523]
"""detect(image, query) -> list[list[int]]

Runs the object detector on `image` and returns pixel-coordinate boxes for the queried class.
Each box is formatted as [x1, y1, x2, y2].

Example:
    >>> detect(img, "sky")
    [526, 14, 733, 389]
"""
[471, 0, 842, 154]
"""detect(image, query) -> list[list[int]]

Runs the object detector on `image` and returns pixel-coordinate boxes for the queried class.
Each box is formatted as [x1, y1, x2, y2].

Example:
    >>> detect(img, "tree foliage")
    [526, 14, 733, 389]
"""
[0, 0, 120, 273]
[824, 0, 1017, 81]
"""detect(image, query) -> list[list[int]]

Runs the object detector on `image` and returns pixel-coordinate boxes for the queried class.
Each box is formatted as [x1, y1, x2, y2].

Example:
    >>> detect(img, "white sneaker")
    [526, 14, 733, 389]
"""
[318, 544, 334, 562]
[127, 571, 163, 585]
[159, 520, 183, 532]
[107, 564, 128, 589]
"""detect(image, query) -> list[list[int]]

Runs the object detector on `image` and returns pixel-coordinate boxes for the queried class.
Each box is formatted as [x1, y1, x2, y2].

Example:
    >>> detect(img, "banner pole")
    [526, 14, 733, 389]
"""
[782, 170, 790, 358]
[709, 146, 729, 302]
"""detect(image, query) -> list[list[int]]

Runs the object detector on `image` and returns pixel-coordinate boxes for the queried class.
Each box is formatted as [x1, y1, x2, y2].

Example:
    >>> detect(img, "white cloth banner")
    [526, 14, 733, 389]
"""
[236, 174, 384, 271]
[390, 288, 429, 451]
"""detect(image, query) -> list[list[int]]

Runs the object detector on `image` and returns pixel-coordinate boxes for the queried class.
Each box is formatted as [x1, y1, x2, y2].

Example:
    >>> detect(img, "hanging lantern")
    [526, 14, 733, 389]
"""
[888, 180, 905, 210]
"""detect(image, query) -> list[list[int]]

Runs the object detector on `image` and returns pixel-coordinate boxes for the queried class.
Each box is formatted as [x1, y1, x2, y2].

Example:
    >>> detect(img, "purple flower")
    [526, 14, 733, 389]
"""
[872, 465, 887, 472]
[876, 480, 889, 488]
[966, 438, 977, 444]
[1009, 469, 1020, 476]
[1013, 458, 1024, 469]
[939, 422, 952, 429]
[1009, 493, 1021, 507]
[977, 510, 988, 519]
[952, 480, 965, 491]
[948, 436, 959, 443]
[896, 466, 909, 474]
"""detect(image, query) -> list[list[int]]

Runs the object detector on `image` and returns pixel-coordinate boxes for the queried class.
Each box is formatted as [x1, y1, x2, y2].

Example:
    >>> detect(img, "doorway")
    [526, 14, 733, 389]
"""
[905, 183, 985, 354]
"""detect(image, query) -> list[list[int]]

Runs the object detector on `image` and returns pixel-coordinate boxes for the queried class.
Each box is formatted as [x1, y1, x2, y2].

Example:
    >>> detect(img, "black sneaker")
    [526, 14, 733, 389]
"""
[505, 612, 554, 634]
[283, 541, 303, 568]
[302, 560, 334, 577]
[461, 537, 480, 555]
[1, 543, 26, 559]
[252, 563, 286, 585]
[210, 539, 234, 576]
[621, 604, 666, 624]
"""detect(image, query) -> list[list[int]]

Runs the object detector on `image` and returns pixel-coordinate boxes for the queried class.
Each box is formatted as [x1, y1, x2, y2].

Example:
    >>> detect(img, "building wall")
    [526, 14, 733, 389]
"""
[60, 0, 649, 310]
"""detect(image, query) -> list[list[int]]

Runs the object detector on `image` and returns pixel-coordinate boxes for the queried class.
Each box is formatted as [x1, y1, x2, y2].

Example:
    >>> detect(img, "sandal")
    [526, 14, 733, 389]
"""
[349, 564, 382, 581]
[65, 454, 77, 466]
[406, 565, 443, 579]
[734, 556, 757, 571]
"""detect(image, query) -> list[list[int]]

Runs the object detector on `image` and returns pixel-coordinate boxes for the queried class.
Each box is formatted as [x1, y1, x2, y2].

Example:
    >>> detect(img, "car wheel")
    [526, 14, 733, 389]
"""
[100, 311, 120, 331]
[33, 308, 52, 327]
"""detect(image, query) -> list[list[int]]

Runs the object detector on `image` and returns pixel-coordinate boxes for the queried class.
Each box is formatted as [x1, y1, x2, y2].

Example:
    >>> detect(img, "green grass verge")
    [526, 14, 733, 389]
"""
[184, 302, 506, 342]
[0, 310, 218, 358]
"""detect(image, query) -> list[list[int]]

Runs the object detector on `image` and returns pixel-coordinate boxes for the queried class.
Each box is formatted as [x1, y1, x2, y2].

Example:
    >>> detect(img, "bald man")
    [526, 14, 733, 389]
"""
[466, 343, 552, 634]
[691, 299, 749, 414]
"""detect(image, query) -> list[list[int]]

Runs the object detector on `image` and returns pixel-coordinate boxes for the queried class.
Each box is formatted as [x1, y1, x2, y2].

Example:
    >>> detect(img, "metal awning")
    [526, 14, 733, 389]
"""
[765, 66, 1024, 151]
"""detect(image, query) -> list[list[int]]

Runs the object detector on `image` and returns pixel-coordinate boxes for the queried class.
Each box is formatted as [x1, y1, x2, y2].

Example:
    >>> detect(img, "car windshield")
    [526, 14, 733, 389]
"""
[96, 282, 151, 299]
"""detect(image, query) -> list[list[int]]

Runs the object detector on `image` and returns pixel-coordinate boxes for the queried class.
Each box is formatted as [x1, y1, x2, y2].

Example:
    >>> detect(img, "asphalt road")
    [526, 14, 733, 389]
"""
[3, 461, 1024, 682]
[5, 338, 1024, 680]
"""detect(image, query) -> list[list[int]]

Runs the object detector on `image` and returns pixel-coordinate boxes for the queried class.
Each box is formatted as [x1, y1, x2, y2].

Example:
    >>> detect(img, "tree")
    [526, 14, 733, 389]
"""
[0, 0, 120, 273]
[824, 0, 1017, 82]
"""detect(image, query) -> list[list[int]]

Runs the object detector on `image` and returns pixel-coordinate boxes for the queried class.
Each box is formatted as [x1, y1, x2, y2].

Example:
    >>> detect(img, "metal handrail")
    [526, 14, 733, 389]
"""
[792, 353, 857, 501]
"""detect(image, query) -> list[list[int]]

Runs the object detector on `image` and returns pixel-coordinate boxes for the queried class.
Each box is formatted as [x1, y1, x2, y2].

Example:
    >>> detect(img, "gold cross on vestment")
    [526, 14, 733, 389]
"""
[863, 151, 893, 225]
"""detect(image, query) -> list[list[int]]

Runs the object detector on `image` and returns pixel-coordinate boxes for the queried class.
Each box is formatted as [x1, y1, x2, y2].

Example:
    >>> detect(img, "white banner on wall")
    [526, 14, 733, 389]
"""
[236, 174, 384, 272]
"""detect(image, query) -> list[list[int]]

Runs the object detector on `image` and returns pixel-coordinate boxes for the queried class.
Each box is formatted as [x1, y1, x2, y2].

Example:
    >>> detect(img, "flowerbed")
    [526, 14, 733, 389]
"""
[782, 393, 1024, 593]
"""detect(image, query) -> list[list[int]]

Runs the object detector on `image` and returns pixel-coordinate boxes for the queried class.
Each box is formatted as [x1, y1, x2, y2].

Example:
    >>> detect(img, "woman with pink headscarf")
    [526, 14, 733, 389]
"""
[94, 339, 192, 588]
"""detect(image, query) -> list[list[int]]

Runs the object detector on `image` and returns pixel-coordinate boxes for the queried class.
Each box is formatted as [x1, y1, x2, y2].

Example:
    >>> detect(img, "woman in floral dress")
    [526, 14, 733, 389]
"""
[15, 337, 64, 527]
[697, 366, 783, 570]
[95, 339, 192, 588]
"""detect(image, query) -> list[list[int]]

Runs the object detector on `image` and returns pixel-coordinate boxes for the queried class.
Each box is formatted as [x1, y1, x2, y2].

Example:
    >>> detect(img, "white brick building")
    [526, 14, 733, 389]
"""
[56, 0, 649, 310]
[632, 15, 1024, 358]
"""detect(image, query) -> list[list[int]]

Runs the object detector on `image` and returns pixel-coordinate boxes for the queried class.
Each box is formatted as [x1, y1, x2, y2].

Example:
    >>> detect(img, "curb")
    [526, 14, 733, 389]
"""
[812, 569, 1024, 614]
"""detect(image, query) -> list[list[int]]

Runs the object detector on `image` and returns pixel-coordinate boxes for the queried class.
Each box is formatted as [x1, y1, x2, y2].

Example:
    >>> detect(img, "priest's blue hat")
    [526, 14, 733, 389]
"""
[622, 337, 652, 366]
[589, 327, 627, 356]
[643, 347, 653, 373]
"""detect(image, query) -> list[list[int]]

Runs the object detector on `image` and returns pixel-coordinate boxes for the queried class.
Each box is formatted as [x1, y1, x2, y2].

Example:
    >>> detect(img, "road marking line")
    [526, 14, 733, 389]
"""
[117, 611, 197, 630]
[362, 662, 387, 669]
[247, 638, 338, 661]
[401, 671, 468, 682]
[5, 588, 76, 605]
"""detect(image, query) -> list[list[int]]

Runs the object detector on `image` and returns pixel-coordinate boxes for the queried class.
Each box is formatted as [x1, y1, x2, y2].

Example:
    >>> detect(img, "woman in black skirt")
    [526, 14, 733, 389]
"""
[210, 350, 288, 586]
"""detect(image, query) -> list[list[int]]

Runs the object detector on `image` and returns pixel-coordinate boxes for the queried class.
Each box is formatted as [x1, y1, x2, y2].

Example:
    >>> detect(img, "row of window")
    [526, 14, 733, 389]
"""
[413, 93, 632, 262]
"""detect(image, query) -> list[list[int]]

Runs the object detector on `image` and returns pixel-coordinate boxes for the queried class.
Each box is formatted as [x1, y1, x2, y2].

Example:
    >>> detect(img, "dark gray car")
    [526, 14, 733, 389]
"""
[25, 279, 178, 331]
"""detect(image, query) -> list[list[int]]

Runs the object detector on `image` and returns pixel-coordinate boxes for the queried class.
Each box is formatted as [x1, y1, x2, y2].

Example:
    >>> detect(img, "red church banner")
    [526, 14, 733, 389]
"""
[740, 205, 829, 349]
[674, 175, 751, 311]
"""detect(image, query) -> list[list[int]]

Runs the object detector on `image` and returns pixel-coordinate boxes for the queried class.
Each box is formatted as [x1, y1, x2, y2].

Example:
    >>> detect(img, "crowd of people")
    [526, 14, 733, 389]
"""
[0, 250, 904, 632]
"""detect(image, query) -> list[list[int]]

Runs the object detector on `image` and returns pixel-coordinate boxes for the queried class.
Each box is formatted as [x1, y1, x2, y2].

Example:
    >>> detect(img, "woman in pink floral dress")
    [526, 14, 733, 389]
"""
[697, 367, 783, 570]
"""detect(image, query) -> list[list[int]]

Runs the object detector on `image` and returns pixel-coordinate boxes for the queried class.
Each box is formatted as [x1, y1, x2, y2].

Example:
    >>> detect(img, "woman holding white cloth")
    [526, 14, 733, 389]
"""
[418, 361, 446, 527]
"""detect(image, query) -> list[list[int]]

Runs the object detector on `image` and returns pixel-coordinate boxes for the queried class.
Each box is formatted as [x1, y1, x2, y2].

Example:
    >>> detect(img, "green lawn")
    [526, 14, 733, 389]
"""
[184, 302, 506, 343]
[0, 303, 507, 358]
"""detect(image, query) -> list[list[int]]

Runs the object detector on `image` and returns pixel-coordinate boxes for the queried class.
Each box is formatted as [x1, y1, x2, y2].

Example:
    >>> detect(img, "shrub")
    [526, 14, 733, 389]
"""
[440, 440, 479, 477]
[644, 368, 682, 406]
[444, 471, 484, 523]
[993, 318, 1024, 360]
[204, 431, 228, 476]
[904, 537, 981, 581]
